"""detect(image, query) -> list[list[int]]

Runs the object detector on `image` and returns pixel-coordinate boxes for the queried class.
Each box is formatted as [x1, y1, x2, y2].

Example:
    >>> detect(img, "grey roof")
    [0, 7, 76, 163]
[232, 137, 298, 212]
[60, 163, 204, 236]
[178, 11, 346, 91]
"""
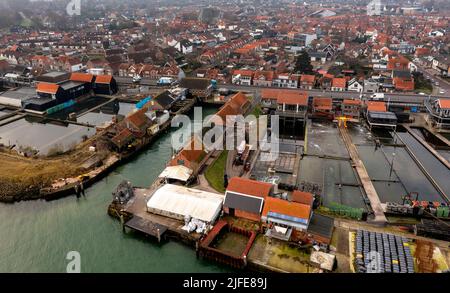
[307, 214, 334, 240]
[154, 91, 175, 109]
[368, 111, 397, 120]
[392, 70, 411, 78]
[309, 51, 328, 58]
[41, 71, 67, 78]
[23, 97, 53, 105]
[60, 80, 85, 90]
[224, 191, 263, 214]
[35, 71, 70, 84]
[179, 77, 211, 90]
[0, 89, 35, 100]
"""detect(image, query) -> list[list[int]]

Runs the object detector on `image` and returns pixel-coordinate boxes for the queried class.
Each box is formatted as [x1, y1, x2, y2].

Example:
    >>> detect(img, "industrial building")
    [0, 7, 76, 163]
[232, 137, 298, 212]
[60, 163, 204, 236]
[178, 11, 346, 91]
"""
[93, 75, 118, 95]
[365, 101, 397, 130]
[0, 87, 36, 108]
[146, 184, 224, 224]
[9, 71, 118, 112]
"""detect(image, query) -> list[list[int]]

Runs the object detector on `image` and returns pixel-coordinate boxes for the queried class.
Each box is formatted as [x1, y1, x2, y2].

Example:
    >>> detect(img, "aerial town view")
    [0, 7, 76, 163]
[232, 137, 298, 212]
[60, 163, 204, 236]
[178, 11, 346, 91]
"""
[0, 0, 449, 282]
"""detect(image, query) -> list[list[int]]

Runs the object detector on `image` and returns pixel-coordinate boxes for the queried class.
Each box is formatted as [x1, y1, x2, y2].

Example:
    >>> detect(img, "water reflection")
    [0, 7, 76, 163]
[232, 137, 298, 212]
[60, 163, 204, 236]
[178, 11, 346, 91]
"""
[0, 118, 94, 155]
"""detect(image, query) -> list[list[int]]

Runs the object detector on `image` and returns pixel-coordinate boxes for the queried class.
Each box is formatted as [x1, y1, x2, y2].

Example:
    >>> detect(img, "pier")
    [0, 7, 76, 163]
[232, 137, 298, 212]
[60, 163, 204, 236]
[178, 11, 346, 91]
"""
[339, 126, 388, 225]
[124, 215, 167, 243]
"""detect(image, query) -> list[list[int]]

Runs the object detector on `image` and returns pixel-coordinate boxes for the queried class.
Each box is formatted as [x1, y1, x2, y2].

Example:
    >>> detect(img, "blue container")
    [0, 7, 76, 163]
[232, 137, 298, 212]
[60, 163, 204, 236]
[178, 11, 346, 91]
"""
[136, 96, 152, 109]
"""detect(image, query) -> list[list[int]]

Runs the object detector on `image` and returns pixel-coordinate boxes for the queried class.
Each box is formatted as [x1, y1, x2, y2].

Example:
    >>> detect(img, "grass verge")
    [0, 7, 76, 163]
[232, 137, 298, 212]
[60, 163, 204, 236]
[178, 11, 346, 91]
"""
[205, 150, 228, 193]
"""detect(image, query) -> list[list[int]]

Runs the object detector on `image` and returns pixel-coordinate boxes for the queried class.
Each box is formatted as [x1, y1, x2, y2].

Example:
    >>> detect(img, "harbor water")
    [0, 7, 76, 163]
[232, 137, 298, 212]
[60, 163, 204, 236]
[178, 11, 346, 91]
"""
[0, 105, 230, 272]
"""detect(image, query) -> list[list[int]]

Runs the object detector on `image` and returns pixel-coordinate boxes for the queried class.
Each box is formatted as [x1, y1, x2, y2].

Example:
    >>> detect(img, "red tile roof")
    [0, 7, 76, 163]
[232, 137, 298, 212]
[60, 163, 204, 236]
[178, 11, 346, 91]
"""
[438, 99, 450, 110]
[313, 97, 332, 110]
[343, 99, 361, 105]
[254, 70, 274, 81]
[292, 190, 314, 206]
[70, 72, 94, 83]
[261, 89, 281, 100]
[227, 177, 273, 198]
[262, 196, 311, 220]
[215, 92, 249, 125]
[232, 69, 254, 77]
[332, 78, 347, 88]
[36, 82, 59, 94]
[126, 109, 149, 130]
[277, 92, 308, 106]
[300, 74, 316, 84]
[393, 77, 414, 91]
[95, 75, 113, 84]
[367, 101, 387, 112]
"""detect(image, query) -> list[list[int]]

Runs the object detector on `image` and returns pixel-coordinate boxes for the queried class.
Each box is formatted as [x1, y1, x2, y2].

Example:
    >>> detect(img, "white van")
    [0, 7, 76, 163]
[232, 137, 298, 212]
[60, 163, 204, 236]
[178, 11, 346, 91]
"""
[370, 93, 385, 101]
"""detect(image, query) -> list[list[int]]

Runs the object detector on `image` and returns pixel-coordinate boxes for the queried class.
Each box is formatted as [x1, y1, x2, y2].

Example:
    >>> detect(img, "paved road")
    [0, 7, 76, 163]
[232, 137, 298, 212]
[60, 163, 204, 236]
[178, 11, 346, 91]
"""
[115, 76, 166, 87]
[414, 63, 450, 95]
[114, 75, 450, 104]
[220, 84, 450, 104]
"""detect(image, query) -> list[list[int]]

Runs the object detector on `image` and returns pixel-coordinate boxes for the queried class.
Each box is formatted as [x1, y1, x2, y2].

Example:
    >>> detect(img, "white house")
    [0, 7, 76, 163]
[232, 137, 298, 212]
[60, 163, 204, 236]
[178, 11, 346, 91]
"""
[408, 62, 418, 73]
[310, 52, 328, 64]
[348, 78, 363, 92]
[175, 40, 193, 54]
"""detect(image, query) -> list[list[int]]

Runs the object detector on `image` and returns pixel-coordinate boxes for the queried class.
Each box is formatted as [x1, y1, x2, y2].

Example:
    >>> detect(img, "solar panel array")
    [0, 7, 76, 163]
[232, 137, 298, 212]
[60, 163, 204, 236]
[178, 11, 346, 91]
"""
[354, 230, 414, 273]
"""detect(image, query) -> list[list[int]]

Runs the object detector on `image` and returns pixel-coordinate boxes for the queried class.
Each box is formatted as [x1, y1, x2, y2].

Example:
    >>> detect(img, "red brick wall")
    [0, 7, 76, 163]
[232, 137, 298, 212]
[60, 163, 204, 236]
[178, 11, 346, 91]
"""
[223, 207, 261, 222]
[291, 229, 332, 245]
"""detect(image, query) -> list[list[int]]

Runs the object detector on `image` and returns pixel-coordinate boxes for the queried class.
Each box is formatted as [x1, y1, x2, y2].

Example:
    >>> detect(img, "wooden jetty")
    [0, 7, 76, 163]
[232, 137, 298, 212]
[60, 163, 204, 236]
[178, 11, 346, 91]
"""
[124, 215, 168, 243]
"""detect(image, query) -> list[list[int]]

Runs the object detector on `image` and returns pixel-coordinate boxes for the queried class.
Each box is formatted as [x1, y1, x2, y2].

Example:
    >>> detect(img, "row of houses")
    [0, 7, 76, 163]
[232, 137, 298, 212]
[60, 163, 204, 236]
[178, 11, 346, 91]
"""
[117, 63, 183, 80]
[260, 89, 401, 134]
[231, 69, 414, 92]
[168, 91, 251, 175]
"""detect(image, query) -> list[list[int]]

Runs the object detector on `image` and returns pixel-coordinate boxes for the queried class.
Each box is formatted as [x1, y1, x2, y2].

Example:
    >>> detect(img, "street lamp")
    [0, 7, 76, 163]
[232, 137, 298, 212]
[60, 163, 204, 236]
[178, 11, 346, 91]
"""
[389, 152, 396, 180]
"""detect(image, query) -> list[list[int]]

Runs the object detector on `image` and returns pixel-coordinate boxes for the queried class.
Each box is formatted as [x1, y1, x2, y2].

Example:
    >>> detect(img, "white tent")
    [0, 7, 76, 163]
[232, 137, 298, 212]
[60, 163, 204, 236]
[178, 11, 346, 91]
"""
[146, 184, 224, 223]
[158, 165, 193, 182]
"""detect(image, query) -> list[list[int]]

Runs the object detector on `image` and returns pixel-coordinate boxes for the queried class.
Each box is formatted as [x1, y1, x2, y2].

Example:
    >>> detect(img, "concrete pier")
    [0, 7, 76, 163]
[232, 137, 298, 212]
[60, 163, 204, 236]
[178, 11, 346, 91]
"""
[339, 126, 388, 225]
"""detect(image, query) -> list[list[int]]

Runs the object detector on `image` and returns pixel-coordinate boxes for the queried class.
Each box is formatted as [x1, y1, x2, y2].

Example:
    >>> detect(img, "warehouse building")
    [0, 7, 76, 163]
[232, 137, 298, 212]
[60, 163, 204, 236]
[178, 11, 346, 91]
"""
[146, 184, 224, 224]
[0, 87, 36, 108]
[35, 71, 70, 84]
[70, 72, 95, 93]
[93, 75, 118, 95]
[365, 101, 397, 130]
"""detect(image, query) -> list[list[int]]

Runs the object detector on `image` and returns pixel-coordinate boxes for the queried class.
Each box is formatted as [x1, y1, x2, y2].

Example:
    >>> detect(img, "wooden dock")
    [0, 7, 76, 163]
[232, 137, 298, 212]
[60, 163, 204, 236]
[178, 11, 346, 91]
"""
[123, 187, 203, 244]
[125, 215, 167, 242]
[339, 126, 388, 225]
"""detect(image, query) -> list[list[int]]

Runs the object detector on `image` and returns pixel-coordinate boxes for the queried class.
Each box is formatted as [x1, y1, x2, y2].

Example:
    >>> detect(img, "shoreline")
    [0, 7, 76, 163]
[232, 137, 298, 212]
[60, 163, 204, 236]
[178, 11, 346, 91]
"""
[0, 98, 199, 203]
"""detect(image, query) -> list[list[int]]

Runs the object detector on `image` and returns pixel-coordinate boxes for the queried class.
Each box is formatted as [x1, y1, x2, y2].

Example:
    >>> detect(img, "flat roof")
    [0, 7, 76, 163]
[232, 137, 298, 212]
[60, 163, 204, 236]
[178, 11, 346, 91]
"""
[23, 97, 53, 105]
[368, 111, 397, 120]
[0, 90, 35, 100]
[41, 71, 68, 78]
[307, 214, 334, 240]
